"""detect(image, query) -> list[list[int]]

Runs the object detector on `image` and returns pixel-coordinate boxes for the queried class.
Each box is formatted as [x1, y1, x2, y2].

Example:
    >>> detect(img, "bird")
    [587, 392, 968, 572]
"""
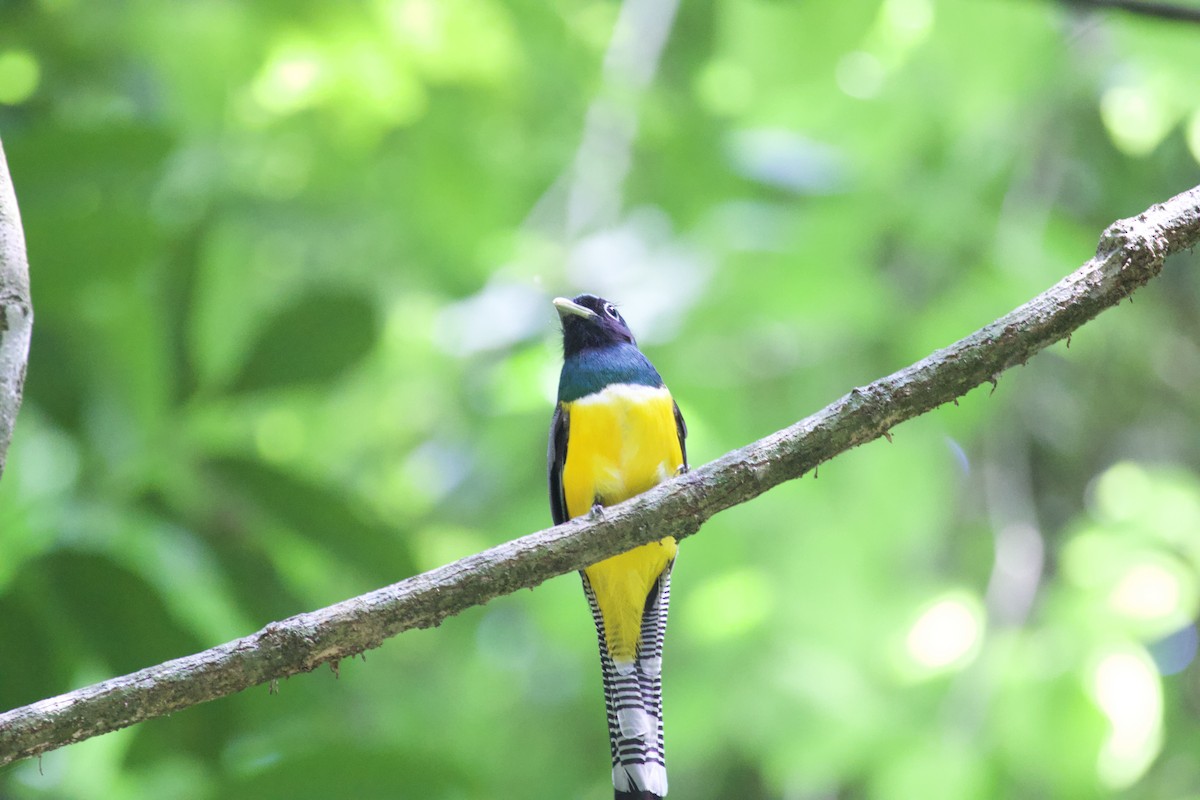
[548, 293, 687, 800]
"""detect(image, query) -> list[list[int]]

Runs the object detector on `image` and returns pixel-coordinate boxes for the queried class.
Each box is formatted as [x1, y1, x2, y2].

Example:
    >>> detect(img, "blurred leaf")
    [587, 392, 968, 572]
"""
[204, 456, 416, 587]
[217, 744, 474, 800]
[22, 324, 89, 432]
[124, 699, 236, 767]
[8, 124, 172, 319]
[136, 484, 304, 625]
[0, 591, 70, 710]
[228, 290, 380, 394]
[24, 551, 203, 675]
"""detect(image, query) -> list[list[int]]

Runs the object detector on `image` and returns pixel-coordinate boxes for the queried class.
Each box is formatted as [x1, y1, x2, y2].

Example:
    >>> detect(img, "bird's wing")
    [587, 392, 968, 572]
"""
[673, 400, 688, 472]
[548, 403, 570, 525]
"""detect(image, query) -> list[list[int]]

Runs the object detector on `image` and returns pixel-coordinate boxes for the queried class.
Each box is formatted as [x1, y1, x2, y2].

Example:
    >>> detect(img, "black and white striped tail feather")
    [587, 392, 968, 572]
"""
[582, 562, 674, 800]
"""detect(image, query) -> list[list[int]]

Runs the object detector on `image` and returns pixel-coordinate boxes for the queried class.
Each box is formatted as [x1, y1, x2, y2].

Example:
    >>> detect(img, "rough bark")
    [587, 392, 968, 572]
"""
[1, 184, 1199, 766]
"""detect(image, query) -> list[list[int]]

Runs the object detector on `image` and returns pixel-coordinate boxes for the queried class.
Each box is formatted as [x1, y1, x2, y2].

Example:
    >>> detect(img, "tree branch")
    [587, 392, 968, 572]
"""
[1064, 0, 1200, 25]
[0, 136, 33, 483]
[2, 184, 1199, 766]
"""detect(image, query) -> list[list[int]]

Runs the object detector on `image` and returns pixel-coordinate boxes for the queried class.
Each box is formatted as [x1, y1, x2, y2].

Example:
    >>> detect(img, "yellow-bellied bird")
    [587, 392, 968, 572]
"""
[549, 294, 687, 800]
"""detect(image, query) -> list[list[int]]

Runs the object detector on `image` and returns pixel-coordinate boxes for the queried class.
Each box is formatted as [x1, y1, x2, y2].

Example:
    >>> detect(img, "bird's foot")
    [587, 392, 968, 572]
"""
[587, 503, 605, 521]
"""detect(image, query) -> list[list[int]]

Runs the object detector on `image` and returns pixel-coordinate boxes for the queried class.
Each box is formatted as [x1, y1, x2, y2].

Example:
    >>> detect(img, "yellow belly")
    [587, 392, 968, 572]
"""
[562, 383, 683, 662]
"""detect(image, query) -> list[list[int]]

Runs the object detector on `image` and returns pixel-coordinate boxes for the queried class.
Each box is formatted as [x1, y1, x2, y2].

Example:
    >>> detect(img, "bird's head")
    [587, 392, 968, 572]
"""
[553, 294, 636, 355]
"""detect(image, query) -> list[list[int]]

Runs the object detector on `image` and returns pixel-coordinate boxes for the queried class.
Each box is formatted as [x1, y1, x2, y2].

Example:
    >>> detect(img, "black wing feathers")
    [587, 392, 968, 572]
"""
[548, 403, 570, 525]
[673, 401, 688, 472]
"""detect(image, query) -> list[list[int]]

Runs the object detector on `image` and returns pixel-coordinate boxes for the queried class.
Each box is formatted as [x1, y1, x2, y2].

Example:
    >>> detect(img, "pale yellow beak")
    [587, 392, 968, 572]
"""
[553, 296, 596, 319]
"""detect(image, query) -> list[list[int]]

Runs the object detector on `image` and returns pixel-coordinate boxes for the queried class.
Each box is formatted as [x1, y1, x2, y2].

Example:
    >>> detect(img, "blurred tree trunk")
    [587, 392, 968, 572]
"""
[0, 137, 33, 483]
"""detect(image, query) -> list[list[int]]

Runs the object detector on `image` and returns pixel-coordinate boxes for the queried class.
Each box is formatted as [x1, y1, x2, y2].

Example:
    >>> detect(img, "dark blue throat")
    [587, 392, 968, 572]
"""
[557, 342, 663, 403]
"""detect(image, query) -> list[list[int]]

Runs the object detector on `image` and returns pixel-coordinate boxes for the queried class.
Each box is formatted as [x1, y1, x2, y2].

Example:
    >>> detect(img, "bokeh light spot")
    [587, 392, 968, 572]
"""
[1100, 85, 1171, 157]
[905, 593, 983, 671]
[1092, 461, 1152, 524]
[882, 0, 933, 45]
[695, 59, 755, 117]
[253, 39, 326, 115]
[836, 51, 884, 100]
[1109, 561, 1182, 622]
[0, 50, 41, 105]
[683, 568, 773, 644]
[1088, 649, 1162, 789]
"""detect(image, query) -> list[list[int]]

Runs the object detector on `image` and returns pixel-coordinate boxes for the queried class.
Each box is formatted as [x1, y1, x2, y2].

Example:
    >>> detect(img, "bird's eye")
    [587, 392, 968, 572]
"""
[603, 303, 620, 319]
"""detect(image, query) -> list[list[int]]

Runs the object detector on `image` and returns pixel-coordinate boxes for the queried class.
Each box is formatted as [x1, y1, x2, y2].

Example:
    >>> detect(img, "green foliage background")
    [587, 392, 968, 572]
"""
[3, 0, 1200, 797]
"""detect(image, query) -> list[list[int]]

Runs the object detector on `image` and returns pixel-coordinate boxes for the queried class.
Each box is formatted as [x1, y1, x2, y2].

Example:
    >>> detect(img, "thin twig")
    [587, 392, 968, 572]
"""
[1, 185, 1199, 766]
[1065, 0, 1200, 24]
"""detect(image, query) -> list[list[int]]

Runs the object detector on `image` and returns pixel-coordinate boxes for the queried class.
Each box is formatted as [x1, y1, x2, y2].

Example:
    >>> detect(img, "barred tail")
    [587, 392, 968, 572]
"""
[582, 563, 674, 800]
